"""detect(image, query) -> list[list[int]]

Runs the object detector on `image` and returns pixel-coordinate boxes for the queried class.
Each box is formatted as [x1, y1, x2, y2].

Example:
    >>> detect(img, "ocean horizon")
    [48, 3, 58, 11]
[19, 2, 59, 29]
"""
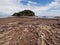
[0, 15, 56, 18]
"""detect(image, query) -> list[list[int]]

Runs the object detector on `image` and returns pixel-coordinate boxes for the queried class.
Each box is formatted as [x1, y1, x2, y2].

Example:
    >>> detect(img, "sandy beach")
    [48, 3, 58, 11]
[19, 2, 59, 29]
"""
[0, 16, 60, 45]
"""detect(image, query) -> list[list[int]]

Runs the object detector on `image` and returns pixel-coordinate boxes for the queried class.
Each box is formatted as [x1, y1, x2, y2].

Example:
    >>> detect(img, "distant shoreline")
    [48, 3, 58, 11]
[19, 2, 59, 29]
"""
[0, 16, 54, 18]
[0, 16, 60, 19]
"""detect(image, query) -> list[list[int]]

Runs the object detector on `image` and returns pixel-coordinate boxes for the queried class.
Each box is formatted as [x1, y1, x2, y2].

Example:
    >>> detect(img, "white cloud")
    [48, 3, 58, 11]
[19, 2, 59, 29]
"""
[0, 0, 60, 16]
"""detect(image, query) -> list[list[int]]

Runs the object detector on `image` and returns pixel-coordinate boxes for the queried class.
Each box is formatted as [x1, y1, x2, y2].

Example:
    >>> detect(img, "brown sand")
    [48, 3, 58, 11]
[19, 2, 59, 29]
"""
[0, 17, 60, 45]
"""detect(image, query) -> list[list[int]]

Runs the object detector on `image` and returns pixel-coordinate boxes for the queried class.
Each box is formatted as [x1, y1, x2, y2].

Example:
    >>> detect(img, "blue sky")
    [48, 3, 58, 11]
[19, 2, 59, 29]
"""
[0, 0, 60, 16]
[21, 0, 54, 6]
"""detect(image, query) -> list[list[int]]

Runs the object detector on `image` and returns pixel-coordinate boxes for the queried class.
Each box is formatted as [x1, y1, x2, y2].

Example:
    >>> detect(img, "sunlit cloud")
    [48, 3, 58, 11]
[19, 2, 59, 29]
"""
[0, 0, 60, 16]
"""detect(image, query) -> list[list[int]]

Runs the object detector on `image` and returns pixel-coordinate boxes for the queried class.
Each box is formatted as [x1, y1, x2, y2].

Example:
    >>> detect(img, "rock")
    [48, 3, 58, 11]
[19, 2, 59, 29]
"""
[24, 28, 29, 32]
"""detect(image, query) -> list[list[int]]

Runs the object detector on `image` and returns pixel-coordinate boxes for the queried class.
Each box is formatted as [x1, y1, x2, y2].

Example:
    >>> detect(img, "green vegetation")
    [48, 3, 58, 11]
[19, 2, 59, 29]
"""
[12, 10, 35, 16]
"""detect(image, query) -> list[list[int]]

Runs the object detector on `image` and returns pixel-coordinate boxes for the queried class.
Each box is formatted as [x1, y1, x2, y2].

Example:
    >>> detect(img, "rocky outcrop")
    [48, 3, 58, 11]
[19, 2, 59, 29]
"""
[12, 10, 35, 16]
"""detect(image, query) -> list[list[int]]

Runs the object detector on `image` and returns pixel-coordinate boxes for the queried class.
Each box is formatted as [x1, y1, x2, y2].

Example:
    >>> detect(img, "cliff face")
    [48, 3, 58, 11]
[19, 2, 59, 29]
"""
[0, 17, 60, 45]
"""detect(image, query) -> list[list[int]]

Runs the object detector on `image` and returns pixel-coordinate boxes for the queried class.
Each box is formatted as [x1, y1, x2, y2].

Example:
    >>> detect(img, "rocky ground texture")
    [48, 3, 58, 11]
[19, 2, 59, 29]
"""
[0, 17, 60, 45]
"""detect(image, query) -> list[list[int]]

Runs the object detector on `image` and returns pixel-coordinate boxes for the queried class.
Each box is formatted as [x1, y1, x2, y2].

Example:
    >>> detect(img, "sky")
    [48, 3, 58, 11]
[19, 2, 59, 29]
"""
[0, 0, 60, 16]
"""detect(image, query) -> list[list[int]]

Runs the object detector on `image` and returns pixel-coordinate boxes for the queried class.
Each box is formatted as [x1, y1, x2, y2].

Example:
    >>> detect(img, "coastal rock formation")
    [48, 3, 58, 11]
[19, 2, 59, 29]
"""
[12, 10, 35, 16]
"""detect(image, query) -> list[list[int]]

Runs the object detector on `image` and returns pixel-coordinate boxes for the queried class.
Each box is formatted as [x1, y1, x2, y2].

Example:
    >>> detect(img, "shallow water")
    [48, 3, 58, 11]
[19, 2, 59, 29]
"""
[0, 15, 57, 19]
[32, 16, 55, 18]
[0, 15, 12, 18]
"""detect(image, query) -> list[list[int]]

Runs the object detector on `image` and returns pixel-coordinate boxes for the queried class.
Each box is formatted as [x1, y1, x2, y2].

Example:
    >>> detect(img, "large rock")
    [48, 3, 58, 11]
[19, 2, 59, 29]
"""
[12, 10, 35, 16]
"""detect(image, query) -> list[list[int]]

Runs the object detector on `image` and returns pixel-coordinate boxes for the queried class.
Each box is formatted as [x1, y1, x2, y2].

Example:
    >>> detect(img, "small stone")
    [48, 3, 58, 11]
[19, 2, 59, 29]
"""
[24, 28, 29, 32]
[8, 27, 12, 30]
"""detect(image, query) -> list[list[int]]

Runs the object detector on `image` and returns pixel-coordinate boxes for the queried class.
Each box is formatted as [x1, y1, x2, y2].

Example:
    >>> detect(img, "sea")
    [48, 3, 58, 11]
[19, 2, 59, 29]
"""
[0, 15, 57, 19]
[0, 15, 12, 18]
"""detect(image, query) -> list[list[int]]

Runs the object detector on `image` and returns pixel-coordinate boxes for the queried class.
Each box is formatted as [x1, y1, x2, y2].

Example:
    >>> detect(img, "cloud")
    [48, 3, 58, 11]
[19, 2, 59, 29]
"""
[0, 0, 60, 16]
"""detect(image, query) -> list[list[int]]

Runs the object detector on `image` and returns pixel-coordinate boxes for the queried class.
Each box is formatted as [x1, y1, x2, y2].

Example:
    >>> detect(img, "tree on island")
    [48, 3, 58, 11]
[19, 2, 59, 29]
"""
[12, 10, 35, 16]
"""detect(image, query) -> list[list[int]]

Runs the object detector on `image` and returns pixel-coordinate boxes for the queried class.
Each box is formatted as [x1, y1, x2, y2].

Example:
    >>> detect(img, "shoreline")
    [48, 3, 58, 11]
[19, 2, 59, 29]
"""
[0, 16, 60, 20]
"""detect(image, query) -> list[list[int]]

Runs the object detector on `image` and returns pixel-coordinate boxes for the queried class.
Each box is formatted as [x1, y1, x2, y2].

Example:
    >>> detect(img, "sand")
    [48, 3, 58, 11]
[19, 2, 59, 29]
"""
[0, 16, 60, 45]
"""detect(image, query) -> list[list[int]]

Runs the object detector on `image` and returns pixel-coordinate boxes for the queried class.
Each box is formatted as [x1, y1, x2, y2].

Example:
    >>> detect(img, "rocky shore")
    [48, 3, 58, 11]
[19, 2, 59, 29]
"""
[0, 17, 60, 45]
